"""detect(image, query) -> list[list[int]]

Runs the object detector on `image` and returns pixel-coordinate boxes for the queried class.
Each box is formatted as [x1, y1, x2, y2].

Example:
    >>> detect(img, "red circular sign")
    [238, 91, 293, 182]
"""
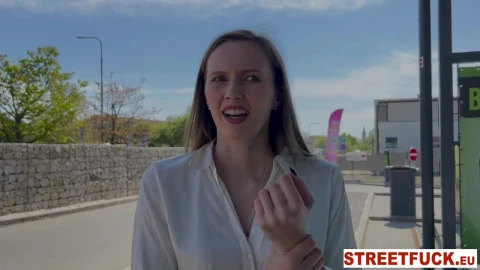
[408, 147, 418, 162]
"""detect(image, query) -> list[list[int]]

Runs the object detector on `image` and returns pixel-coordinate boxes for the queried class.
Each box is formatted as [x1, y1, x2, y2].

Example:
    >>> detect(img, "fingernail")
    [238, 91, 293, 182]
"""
[289, 167, 298, 176]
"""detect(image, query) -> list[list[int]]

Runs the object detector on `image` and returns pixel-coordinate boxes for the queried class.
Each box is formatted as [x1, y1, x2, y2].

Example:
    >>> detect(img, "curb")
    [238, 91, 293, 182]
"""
[0, 196, 138, 226]
[355, 192, 374, 248]
[344, 181, 441, 189]
[374, 192, 442, 198]
[413, 223, 444, 249]
[368, 215, 443, 224]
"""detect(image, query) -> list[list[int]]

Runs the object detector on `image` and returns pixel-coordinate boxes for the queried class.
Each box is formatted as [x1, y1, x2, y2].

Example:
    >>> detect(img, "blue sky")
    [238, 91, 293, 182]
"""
[1, 0, 480, 137]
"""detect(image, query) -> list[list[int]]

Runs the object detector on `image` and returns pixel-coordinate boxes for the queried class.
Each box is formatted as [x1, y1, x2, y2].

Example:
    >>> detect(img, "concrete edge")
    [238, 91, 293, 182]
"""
[411, 225, 422, 249]
[355, 192, 374, 248]
[0, 196, 139, 226]
[121, 266, 131, 270]
[374, 192, 441, 198]
[344, 181, 442, 189]
[412, 223, 444, 249]
[368, 215, 443, 224]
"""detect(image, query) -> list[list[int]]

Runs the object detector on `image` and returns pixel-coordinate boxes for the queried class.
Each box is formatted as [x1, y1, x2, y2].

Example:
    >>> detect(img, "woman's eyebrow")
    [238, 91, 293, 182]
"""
[207, 69, 263, 75]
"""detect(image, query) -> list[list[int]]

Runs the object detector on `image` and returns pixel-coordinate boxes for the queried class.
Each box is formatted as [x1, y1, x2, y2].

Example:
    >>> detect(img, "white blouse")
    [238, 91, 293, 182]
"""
[131, 141, 358, 270]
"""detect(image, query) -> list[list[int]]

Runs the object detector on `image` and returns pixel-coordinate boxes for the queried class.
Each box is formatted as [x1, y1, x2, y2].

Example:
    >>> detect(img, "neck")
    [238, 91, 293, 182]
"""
[214, 135, 274, 183]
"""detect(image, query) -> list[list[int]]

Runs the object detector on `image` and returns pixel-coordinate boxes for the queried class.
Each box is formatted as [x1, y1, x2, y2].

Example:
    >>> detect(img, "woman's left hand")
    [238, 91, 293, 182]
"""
[254, 169, 315, 253]
[264, 234, 326, 270]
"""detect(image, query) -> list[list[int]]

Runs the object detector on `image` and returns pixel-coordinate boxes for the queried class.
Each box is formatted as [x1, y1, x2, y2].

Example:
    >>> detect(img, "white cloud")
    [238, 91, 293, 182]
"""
[291, 51, 440, 101]
[291, 50, 445, 137]
[0, 0, 383, 14]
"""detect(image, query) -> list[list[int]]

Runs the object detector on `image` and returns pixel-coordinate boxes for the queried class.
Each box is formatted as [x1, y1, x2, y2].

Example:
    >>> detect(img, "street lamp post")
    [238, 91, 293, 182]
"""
[77, 36, 104, 142]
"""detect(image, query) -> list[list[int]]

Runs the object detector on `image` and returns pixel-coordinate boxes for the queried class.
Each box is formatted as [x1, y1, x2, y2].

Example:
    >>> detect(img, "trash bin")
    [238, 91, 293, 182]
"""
[389, 165, 417, 217]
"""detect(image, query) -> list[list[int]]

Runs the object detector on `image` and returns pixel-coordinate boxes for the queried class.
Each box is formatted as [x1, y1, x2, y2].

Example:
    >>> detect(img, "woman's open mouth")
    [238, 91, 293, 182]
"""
[222, 108, 249, 124]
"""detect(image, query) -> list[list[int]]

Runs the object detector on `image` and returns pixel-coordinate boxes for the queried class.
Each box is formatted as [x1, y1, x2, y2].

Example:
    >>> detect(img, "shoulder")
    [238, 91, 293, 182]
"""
[151, 151, 194, 174]
[295, 156, 345, 196]
[304, 156, 341, 173]
[141, 150, 197, 189]
[300, 156, 343, 182]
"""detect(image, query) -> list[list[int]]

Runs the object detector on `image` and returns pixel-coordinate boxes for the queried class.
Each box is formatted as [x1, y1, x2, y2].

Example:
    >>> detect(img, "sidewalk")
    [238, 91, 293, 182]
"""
[0, 196, 138, 226]
[357, 189, 477, 270]
[359, 191, 459, 249]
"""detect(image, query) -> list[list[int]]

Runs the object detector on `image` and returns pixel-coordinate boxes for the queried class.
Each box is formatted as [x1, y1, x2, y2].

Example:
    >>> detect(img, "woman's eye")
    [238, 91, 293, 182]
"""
[212, 76, 226, 82]
[245, 75, 260, 82]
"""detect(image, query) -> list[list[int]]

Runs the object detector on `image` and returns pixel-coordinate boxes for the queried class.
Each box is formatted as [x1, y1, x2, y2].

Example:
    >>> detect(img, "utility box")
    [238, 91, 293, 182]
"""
[389, 165, 417, 217]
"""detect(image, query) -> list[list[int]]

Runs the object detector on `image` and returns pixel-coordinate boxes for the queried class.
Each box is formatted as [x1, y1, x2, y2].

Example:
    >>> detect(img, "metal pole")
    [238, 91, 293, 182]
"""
[77, 36, 104, 142]
[438, 0, 457, 250]
[351, 161, 354, 181]
[418, 0, 435, 252]
[99, 39, 104, 143]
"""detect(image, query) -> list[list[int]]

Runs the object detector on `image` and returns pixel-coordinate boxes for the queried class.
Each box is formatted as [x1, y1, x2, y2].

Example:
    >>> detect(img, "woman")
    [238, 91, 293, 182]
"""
[131, 29, 357, 270]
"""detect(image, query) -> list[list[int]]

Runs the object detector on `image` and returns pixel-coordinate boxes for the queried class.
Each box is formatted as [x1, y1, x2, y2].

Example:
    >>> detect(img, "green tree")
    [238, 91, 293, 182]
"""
[336, 130, 374, 152]
[314, 135, 327, 148]
[358, 129, 375, 152]
[0, 46, 87, 143]
[150, 112, 189, 147]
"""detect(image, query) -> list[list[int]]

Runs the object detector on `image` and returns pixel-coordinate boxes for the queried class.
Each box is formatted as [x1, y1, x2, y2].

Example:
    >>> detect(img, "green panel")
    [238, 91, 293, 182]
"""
[458, 66, 480, 257]
[458, 67, 480, 78]
[459, 118, 480, 256]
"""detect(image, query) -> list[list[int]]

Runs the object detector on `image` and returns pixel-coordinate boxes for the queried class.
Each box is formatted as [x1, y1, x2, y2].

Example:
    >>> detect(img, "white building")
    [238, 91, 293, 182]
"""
[374, 97, 459, 154]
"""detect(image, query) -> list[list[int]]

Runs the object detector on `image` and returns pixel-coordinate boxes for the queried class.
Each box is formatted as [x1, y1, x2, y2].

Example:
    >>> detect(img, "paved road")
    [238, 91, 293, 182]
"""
[346, 191, 369, 232]
[0, 202, 136, 270]
[0, 186, 370, 270]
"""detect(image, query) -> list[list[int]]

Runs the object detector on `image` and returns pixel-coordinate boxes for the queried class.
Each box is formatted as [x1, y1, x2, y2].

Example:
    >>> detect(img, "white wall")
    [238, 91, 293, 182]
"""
[378, 121, 458, 153]
[386, 99, 457, 122]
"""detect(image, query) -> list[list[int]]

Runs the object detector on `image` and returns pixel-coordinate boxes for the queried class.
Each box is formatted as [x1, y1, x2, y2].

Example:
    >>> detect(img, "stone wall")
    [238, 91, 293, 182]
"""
[1, 143, 438, 216]
[0, 144, 185, 216]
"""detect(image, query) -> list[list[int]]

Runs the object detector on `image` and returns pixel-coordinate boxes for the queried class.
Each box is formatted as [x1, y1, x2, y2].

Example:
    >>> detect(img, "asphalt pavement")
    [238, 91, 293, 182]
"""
[346, 191, 369, 233]
[0, 202, 136, 270]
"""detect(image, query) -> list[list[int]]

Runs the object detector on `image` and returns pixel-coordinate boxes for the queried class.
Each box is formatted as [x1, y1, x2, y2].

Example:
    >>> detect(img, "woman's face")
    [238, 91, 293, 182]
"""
[204, 41, 278, 142]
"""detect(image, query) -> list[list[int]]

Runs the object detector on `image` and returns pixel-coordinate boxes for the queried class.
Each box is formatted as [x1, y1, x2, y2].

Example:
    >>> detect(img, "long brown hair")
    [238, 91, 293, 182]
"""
[184, 29, 313, 159]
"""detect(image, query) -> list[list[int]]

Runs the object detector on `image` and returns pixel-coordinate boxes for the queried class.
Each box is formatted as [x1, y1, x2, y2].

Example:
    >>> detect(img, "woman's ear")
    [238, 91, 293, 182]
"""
[273, 97, 280, 110]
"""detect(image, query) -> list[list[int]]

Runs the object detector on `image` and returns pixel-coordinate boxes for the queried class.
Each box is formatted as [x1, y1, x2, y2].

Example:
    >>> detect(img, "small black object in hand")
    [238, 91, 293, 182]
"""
[289, 167, 298, 176]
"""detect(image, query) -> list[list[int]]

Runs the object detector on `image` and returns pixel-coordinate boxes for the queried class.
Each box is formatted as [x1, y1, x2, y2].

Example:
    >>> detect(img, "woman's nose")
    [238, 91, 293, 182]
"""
[224, 81, 244, 100]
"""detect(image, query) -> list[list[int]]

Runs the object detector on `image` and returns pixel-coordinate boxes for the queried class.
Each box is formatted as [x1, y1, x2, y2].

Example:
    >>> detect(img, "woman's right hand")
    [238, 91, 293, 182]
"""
[255, 169, 315, 253]
[265, 234, 325, 270]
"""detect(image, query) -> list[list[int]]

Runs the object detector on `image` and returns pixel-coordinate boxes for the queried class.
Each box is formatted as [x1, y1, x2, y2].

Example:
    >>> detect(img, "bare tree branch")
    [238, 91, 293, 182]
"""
[86, 73, 160, 144]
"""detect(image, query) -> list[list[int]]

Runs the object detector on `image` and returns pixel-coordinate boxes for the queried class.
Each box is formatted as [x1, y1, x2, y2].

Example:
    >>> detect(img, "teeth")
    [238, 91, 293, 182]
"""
[224, 109, 247, 115]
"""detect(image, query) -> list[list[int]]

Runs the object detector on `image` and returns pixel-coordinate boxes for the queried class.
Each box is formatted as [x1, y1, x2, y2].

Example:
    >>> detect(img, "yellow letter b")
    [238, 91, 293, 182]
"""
[469, 88, 480, 111]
